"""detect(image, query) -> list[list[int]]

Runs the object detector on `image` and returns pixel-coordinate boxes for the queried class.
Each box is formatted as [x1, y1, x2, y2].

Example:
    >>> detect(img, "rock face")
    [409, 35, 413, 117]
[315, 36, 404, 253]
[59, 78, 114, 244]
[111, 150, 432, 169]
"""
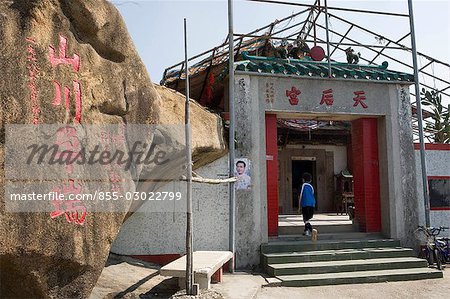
[155, 84, 226, 168]
[0, 0, 226, 298]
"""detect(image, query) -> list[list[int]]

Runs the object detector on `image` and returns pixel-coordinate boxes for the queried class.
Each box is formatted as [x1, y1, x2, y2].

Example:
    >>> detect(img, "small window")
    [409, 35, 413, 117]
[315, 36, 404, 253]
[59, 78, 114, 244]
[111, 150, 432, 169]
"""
[428, 177, 450, 210]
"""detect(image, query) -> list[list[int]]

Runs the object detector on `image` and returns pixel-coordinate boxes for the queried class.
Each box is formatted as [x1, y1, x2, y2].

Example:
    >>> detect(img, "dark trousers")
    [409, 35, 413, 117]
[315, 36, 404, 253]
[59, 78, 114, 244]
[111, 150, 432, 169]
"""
[302, 206, 314, 232]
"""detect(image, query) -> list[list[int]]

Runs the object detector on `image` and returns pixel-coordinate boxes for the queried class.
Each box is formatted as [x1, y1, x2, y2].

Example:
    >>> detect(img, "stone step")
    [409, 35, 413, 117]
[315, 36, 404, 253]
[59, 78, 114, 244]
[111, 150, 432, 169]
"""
[261, 239, 401, 254]
[268, 257, 427, 276]
[263, 247, 415, 265]
[279, 224, 355, 235]
[277, 267, 443, 287]
[274, 232, 383, 242]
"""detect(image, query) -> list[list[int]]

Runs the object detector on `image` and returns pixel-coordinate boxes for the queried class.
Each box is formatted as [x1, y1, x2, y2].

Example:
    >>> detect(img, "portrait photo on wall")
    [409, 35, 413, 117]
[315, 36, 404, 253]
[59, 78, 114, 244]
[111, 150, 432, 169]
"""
[234, 158, 252, 190]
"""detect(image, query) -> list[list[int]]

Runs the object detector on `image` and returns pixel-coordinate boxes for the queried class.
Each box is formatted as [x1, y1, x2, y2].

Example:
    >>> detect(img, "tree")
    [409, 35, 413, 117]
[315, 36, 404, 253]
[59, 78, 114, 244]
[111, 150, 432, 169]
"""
[420, 88, 450, 144]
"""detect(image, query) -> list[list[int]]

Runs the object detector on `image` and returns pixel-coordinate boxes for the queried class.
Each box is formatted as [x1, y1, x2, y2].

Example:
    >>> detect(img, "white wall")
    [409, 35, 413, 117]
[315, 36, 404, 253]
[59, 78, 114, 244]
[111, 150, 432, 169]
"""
[286, 144, 348, 174]
[111, 155, 230, 254]
[415, 147, 450, 238]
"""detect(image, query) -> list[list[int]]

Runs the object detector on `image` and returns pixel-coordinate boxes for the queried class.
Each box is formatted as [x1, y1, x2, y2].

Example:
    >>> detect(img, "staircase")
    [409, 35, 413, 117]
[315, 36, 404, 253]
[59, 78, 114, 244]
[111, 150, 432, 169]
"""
[261, 237, 443, 287]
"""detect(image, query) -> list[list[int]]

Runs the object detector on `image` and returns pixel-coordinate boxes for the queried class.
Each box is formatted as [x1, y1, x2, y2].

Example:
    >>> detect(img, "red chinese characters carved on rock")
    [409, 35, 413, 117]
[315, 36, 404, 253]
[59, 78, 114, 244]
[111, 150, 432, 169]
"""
[54, 126, 81, 174]
[52, 80, 82, 123]
[50, 128, 86, 225]
[353, 90, 368, 109]
[320, 89, 334, 106]
[50, 179, 86, 225]
[286, 87, 301, 105]
[48, 34, 86, 225]
[49, 34, 82, 123]
[49, 35, 80, 72]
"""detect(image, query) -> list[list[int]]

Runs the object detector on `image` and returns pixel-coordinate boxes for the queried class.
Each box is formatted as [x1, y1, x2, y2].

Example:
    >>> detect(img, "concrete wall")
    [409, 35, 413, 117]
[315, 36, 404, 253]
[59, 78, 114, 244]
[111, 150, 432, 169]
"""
[111, 155, 230, 255]
[415, 146, 450, 238]
[233, 75, 268, 268]
[377, 86, 419, 246]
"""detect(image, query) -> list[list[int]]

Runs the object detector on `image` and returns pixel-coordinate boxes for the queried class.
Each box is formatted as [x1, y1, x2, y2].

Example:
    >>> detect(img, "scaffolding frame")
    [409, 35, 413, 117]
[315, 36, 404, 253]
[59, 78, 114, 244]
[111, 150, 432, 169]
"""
[161, 0, 449, 143]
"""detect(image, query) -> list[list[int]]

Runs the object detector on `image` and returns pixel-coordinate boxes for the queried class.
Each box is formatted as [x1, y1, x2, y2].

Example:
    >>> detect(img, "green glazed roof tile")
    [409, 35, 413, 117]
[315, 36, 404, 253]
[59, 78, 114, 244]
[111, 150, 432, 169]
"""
[247, 61, 260, 72]
[272, 63, 286, 74]
[295, 64, 309, 75]
[236, 64, 246, 71]
[385, 71, 400, 80]
[259, 62, 273, 73]
[236, 52, 414, 83]
[284, 63, 299, 75]
[339, 67, 357, 77]
[331, 66, 346, 76]
[308, 64, 323, 74]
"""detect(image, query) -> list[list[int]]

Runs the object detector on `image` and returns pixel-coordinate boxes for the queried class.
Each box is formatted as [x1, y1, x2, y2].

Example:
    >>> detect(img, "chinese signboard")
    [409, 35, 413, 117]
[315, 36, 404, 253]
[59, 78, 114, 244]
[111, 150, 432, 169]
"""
[260, 76, 393, 115]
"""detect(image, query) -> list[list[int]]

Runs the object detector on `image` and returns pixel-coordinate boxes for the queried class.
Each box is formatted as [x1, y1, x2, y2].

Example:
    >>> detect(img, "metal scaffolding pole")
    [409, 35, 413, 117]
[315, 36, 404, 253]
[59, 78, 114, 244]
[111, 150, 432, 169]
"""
[183, 18, 195, 295]
[228, 0, 236, 273]
[247, 0, 409, 17]
[408, 0, 430, 227]
[330, 25, 353, 57]
[324, 0, 331, 78]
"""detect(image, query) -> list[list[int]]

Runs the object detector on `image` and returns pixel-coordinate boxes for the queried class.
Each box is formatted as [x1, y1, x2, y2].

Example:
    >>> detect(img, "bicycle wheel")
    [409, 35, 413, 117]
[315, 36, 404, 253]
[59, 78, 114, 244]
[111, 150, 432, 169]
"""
[425, 247, 434, 266]
[434, 248, 443, 270]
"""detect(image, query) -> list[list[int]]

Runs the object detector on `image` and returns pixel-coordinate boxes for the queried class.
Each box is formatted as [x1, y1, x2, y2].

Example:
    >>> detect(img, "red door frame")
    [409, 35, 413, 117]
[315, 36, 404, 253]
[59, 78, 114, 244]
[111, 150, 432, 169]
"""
[265, 114, 279, 236]
[351, 118, 382, 232]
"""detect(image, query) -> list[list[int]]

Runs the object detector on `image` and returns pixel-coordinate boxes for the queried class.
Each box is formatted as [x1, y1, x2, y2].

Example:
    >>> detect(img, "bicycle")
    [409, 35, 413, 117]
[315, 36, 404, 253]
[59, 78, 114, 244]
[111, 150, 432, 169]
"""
[436, 234, 450, 264]
[415, 226, 449, 270]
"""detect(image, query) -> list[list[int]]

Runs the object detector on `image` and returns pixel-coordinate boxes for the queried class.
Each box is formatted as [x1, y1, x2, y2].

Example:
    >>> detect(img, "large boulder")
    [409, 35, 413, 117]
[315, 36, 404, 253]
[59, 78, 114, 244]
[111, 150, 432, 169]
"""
[0, 0, 225, 298]
[155, 84, 226, 168]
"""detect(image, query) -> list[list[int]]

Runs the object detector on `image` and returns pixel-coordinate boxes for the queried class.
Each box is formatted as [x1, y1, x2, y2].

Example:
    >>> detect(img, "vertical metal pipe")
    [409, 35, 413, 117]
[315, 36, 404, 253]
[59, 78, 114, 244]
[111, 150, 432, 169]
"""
[227, 0, 236, 273]
[313, 1, 318, 46]
[324, 0, 332, 78]
[184, 18, 194, 294]
[407, 0, 430, 227]
[312, 9, 316, 46]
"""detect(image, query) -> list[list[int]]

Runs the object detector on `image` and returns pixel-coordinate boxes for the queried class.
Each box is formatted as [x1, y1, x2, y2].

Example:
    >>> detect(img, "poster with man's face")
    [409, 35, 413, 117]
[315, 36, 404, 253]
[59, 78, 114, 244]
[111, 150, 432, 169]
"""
[234, 158, 251, 190]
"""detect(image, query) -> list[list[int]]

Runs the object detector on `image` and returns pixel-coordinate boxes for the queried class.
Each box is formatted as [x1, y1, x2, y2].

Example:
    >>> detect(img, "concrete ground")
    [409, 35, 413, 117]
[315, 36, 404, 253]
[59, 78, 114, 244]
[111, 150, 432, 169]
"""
[256, 268, 450, 299]
[90, 254, 179, 299]
[90, 254, 264, 299]
[91, 254, 449, 299]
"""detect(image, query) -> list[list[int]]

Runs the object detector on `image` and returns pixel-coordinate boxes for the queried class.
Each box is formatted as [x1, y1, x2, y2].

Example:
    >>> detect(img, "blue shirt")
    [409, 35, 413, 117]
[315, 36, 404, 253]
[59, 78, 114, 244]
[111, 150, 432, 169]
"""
[299, 183, 315, 207]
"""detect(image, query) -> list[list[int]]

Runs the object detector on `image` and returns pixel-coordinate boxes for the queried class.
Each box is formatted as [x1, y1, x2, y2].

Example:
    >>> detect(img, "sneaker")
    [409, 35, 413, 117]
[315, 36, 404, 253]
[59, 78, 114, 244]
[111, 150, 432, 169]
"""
[311, 229, 318, 242]
[305, 230, 311, 237]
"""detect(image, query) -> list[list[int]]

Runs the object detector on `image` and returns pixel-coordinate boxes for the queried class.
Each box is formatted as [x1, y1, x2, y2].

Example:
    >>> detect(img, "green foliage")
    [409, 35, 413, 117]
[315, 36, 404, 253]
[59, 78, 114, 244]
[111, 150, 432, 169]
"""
[420, 88, 450, 143]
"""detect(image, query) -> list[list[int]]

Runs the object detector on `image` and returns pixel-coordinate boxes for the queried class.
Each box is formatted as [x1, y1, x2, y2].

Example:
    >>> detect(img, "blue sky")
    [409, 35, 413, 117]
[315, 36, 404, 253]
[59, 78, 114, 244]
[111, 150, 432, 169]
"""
[113, 0, 450, 100]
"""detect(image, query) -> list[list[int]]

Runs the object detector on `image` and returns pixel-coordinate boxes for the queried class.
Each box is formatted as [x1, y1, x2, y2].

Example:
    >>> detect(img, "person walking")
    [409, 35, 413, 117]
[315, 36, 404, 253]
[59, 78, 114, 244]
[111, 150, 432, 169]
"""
[298, 172, 317, 240]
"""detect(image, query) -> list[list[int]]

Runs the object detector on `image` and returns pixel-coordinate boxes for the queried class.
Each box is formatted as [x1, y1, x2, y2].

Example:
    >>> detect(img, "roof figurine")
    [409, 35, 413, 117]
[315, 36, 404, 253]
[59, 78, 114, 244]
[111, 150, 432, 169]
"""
[345, 47, 361, 64]
[288, 36, 311, 60]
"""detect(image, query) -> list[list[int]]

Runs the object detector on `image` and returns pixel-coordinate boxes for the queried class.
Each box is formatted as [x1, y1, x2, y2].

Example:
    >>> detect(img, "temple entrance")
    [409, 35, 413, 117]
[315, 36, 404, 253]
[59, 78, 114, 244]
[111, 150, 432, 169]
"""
[265, 113, 382, 237]
[291, 159, 316, 211]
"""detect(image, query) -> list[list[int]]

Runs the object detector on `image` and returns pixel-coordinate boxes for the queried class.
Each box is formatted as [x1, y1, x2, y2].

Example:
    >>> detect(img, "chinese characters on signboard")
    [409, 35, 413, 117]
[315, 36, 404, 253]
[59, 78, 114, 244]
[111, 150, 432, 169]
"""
[265, 82, 275, 104]
[286, 86, 301, 105]
[284, 86, 368, 108]
[320, 89, 334, 106]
